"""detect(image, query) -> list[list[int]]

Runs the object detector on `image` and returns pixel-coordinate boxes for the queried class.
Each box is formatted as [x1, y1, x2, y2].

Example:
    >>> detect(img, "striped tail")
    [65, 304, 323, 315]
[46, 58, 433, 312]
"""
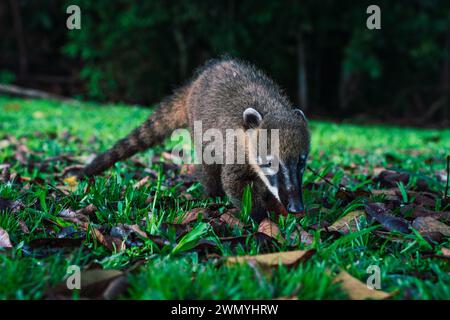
[82, 86, 189, 177]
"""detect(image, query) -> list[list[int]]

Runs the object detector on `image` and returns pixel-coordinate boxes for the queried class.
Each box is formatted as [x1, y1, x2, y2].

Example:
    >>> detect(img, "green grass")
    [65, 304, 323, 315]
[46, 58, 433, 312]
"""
[0, 96, 449, 300]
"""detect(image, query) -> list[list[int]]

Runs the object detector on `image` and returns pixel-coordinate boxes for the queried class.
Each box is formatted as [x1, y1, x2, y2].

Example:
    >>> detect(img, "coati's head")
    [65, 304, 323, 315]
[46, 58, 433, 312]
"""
[244, 107, 310, 214]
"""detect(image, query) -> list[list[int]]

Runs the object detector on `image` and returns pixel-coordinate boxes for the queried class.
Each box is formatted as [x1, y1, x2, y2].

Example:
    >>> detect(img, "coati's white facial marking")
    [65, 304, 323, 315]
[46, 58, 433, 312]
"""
[280, 161, 292, 191]
[257, 169, 280, 201]
[253, 155, 280, 201]
[252, 152, 309, 211]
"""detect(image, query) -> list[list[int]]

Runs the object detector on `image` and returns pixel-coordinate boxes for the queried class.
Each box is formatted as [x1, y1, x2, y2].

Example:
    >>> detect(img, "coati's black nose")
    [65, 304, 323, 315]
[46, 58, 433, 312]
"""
[287, 198, 304, 213]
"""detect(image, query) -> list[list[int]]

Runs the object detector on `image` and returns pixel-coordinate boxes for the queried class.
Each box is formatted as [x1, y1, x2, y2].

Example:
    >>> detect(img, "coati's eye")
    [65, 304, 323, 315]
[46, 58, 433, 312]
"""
[257, 155, 274, 168]
[260, 160, 272, 168]
[257, 155, 278, 175]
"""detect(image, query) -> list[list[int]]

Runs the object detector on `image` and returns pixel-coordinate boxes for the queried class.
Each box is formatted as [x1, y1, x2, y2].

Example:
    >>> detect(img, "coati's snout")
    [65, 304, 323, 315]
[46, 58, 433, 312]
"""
[258, 154, 307, 214]
[244, 107, 310, 214]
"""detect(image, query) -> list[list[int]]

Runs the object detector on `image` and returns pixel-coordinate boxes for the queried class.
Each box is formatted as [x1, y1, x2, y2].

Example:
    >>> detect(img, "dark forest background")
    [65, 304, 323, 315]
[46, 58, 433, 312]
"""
[1, 0, 449, 126]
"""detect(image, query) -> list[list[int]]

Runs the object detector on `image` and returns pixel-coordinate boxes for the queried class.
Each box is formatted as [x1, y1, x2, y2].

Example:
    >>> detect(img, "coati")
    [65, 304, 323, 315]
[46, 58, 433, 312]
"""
[77, 58, 310, 222]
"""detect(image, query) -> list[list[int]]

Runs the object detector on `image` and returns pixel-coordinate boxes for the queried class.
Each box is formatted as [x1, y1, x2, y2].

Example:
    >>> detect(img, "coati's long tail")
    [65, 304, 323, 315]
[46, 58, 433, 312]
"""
[82, 86, 190, 177]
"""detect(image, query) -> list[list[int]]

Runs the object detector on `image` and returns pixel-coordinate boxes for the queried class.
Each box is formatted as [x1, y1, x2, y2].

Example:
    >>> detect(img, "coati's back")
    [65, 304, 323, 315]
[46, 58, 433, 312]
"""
[187, 59, 294, 133]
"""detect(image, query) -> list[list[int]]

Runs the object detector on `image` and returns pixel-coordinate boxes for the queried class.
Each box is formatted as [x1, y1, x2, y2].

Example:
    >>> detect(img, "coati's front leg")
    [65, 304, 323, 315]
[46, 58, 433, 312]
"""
[220, 164, 270, 223]
[196, 164, 225, 197]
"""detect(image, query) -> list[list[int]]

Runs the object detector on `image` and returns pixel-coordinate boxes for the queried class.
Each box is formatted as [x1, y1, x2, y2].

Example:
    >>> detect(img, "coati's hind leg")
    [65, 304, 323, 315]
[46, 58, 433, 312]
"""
[195, 164, 225, 197]
[220, 165, 268, 223]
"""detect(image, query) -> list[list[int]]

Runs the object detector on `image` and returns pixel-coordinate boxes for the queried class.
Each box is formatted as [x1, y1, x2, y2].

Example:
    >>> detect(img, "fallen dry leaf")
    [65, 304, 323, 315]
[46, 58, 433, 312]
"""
[180, 207, 216, 224]
[81, 223, 125, 252]
[226, 250, 315, 267]
[274, 296, 299, 300]
[435, 247, 450, 260]
[289, 225, 314, 246]
[365, 203, 411, 234]
[328, 210, 365, 235]
[333, 271, 393, 300]
[19, 220, 29, 234]
[58, 204, 98, 225]
[47, 269, 126, 300]
[336, 189, 371, 204]
[258, 218, 285, 244]
[0, 164, 11, 182]
[412, 216, 450, 242]
[220, 209, 244, 230]
[0, 227, 13, 248]
[76, 204, 97, 218]
[219, 232, 280, 252]
[28, 238, 83, 249]
[370, 188, 401, 201]
[133, 176, 151, 189]
[0, 198, 24, 213]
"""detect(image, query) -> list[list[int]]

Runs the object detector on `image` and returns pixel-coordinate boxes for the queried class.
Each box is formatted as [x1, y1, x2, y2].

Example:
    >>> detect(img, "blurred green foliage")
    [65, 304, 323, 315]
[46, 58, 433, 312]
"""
[1, 1, 449, 121]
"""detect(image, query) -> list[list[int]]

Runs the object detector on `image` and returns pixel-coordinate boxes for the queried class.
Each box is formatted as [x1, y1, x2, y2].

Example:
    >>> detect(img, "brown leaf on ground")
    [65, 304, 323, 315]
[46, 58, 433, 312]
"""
[0, 164, 11, 182]
[59, 209, 88, 225]
[412, 216, 450, 243]
[375, 170, 409, 187]
[333, 271, 393, 300]
[0, 227, 13, 248]
[110, 223, 149, 243]
[336, 189, 371, 204]
[58, 204, 98, 225]
[160, 222, 190, 239]
[376, 170, 431, 191]
[370, 188, 401, 201]
[258, 218, 285, 244]
[86, 225, 125, 252]
[219, 209, 244, 230]
[19, 220, 29, 234]
[274, 296, 299, 300]
[435, 247, 450, 260]
[180, 164, 195, 175]
[289, 225, 314, 246]
[401, 205, 450, 222]
[328, 210, 365, 235]
[180, 207, 216, 224]
[219, 233, 280, 253]
[47, 269, 127, 300]
[0, 198, 24, 213]
[226, 250, 315, 267]
[408, 191, 440, 208]
[125, 224, 148, 239]
[76, 204, 97, 218]
[132, 176, 151, 189]
[365, 203, 411, 234]
[28, 238, 83, 249]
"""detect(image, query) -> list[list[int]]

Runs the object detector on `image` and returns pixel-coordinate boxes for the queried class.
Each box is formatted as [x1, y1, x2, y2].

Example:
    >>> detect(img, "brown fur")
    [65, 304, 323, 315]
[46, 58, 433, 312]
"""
[80, 58, 310, 221]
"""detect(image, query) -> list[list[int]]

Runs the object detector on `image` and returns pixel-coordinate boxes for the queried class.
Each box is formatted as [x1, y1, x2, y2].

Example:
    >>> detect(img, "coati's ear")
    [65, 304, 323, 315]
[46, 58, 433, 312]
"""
[243, 107, 263, 128]
[293, 109, 307, 121]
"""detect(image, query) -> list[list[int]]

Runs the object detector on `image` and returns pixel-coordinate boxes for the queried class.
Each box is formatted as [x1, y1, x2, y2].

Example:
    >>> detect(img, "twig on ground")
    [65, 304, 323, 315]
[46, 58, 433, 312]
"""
[307, 166, 342, 191]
